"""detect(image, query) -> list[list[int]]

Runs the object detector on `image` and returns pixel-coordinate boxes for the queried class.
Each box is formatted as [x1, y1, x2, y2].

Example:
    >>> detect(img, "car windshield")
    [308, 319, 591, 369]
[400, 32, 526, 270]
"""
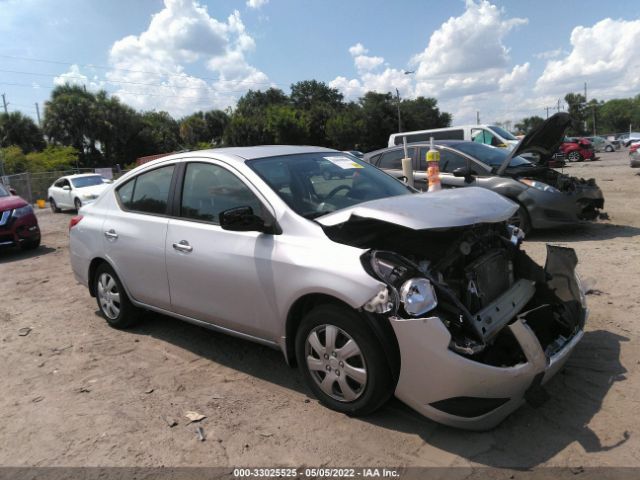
[71, 175, 106, 188]
[453, 142, 533, 169]
[0, 184, 9, 197]
[488, 125, 518, 141]
[247, 152, 412, 219]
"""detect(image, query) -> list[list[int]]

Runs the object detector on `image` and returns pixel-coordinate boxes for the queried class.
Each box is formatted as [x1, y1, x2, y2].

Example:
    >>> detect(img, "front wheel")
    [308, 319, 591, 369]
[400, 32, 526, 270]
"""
[605, 145, 614, 152]
[508, 205, 531, 235]
[567, 151, 583, 162]
[49, 198, 60, 213]
[295, 304, 394, 416]
[94, 263, 139, 329]
[20, 237, 41, 250]
[74, 198, 82, 211]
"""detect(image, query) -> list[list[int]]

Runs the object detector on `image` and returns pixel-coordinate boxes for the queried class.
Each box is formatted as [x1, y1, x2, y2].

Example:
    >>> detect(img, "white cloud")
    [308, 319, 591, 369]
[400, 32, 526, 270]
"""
[534, 48, 565, 60]
[411, 0, 527, 77]
[53, 64, 105, 90]
[499, 63, 529, 92]
[246, 0, 268, 9]
[105, 0, 270, 116]
[535, 18, 640, 98]
[330, 1, 529, 123]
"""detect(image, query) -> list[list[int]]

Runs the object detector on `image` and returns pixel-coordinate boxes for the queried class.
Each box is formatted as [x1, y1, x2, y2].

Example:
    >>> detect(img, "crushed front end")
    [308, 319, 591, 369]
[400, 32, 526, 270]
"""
[360, 223, 587, 430]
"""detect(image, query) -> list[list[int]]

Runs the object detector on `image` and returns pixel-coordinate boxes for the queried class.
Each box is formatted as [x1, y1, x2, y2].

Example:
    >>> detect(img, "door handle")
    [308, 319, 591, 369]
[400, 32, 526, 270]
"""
[104, 229, 118, 239]
[172, 240, 193, 253]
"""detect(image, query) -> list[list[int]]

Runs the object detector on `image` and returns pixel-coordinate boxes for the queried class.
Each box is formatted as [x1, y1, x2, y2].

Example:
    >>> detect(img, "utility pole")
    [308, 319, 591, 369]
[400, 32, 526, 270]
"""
[35, 102, 41, 126]
[476, 111, 480, 125]
[1, 94, 7, 114]
[557, 99, 561, 112]
[395, 88, 402, 133]
[545, 106, 550, 119]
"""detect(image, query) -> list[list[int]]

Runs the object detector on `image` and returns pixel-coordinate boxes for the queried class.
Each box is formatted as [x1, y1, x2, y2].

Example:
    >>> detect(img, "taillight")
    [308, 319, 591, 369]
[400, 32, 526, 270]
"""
[69, 215, 83, 231]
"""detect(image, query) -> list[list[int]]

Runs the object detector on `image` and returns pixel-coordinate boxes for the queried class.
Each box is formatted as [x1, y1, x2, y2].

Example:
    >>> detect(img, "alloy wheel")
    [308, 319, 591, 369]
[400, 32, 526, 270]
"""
[97, 272, 121, 320]
[305, 324, 367, 402]
[567, 151, 581, 162]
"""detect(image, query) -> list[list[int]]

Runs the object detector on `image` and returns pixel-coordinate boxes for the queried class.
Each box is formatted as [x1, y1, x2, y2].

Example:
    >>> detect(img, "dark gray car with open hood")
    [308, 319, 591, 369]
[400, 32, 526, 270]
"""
[365, 113, 604, 232]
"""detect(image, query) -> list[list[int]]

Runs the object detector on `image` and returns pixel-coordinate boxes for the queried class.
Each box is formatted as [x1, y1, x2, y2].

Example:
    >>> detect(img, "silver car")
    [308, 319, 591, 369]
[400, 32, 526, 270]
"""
[69, 145, 587, 430]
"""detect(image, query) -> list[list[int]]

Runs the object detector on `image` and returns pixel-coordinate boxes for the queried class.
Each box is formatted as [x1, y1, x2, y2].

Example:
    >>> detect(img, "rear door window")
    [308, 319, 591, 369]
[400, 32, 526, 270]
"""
[378, 148, 414, 170]
[116, 164, 175, 215]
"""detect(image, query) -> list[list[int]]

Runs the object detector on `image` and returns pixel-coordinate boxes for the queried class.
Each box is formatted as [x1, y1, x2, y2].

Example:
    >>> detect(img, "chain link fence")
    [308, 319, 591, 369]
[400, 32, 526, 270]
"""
[1, 167, 129, 204]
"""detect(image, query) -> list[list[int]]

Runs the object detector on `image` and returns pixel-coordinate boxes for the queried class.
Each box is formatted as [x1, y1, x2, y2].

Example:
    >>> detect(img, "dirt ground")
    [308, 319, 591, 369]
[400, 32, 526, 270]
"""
[0, 151, 639, 470]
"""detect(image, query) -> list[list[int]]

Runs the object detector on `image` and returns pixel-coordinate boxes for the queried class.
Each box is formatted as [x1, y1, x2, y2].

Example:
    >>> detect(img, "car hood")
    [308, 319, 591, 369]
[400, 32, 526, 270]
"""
[75, 184, 109, 196]
[0, 195, 28, 211]
[316, 187, 518, 231]
[498, 112, 572, 175]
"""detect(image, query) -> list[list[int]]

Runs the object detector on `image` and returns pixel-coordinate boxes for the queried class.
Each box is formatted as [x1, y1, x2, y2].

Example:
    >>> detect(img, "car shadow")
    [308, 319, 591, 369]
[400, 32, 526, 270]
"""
[126, 311, 627, 468]
[528, 223, 640, 242]
[0, 245, 56, 264]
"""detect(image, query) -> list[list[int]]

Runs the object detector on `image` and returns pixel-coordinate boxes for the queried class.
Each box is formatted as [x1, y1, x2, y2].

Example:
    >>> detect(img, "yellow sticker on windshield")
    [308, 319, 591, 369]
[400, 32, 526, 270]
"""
[324, 156, 364, 169]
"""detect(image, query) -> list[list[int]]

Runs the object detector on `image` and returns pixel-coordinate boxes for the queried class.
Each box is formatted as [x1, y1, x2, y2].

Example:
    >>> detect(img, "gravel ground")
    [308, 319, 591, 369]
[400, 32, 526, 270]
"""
[0, 150, 638, 470]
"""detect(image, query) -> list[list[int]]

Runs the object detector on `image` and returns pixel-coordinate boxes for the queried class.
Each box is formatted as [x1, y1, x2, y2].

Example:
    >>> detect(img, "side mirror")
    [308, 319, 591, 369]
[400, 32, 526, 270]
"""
[8, 187, 17, 195]
[220, 206, 266, 233]
[62, 185, 71, 191]
[452, 167, 476, 183]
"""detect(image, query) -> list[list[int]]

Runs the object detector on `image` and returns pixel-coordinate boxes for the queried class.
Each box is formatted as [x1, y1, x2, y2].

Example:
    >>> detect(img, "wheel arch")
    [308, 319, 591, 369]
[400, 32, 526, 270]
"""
[284, 293, 401, 382]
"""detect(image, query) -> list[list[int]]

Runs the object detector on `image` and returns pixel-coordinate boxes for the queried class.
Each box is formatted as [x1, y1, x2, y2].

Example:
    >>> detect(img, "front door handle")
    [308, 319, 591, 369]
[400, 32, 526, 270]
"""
[172, 240, 193, 253]
[104, 229, 118, 239]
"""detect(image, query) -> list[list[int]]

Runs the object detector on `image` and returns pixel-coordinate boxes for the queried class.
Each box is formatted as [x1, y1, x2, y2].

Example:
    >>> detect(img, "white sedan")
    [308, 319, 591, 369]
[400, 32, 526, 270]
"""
[48, 174, 111, 212]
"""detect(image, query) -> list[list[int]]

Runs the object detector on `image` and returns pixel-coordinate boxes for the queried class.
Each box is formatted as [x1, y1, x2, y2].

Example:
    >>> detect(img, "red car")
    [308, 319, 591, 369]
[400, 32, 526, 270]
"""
[0, 184, 41, 250]
[559, 137, 597, 162]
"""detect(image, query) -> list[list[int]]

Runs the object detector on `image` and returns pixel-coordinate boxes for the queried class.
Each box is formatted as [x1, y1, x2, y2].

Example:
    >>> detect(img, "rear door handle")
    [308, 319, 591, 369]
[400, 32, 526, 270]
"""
[172, 240, 193, 253]
[104, 229, 118, 239]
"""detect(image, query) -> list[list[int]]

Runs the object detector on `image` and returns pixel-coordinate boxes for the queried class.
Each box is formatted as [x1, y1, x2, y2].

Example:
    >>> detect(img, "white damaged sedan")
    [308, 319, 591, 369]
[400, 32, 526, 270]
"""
[69, 145, 587, 430]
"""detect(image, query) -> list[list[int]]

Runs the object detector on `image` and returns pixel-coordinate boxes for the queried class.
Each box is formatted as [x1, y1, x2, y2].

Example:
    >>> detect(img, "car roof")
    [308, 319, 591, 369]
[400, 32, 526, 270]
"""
[135, 145, 341, 171]
[62, 173, 104, 179]
[364, 140, 468, 157]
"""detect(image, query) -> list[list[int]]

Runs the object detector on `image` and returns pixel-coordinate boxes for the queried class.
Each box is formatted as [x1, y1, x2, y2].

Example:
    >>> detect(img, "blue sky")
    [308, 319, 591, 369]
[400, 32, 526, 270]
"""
[1, 0, 639, 126]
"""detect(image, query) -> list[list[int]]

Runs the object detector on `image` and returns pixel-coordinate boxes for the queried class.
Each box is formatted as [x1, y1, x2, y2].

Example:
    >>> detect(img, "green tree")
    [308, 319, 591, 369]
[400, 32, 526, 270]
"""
[94, 91, 145, 166]
[326, 103, 365, 150]
[290, 80, 344, 146]
[0, 112, 45, 153]
[358, 92, 397, 152]
[139, 111, 181, 154]
[564, 92, 588, 135]
[598, 98, 634, 133]
[514, 115, 545, 134]
[204, 109, 229, 145]
[1, 145, 78, 174]
[179, 113, 210, 147]
[265, 105, 308, 144]
[0, 145, 28, 174]
[401, 96, 451, 133]
[43, 84, 101, 164]
[235, 88, 289, 117]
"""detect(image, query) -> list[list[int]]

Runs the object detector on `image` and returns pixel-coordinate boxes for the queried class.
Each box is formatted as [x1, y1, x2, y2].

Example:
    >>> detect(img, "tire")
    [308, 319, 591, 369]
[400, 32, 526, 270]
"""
[567, 151, 583, 162]
[94, 263, 139, 329]
[508, 205, 531, 235]
[74, 197, 82, 211]
[605, 145, 614, 152]
[20, 237, 41, 250]
[295, 304, 394, 416]
[49, 198, 60, 213]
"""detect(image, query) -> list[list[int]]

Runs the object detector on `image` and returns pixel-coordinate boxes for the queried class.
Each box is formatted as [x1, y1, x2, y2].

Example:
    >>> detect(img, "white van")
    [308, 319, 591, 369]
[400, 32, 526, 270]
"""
[388, 124, 519, 149]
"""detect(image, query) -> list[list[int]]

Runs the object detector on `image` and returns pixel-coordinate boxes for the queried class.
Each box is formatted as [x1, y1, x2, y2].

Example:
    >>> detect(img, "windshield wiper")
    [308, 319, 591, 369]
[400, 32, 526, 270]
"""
[302, 211, 333, 220]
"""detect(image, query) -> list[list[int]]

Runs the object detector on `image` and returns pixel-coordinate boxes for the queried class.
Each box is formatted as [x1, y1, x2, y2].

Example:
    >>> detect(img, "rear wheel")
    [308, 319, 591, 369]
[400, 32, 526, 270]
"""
[94, 263, 139, 329]
[605, 145, 614, 152]
[295, 304, 394, 416]
[49, 198, 60, 213]
[508, 205, 531, 234]
[567, 151, 583, 162]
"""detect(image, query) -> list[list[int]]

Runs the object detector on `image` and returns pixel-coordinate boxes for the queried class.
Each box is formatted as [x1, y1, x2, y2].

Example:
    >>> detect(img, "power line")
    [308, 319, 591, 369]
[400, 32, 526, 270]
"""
[0, 53, 277, 88]
[0, 81, 262, 100]
[0, 68, 270, 93]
